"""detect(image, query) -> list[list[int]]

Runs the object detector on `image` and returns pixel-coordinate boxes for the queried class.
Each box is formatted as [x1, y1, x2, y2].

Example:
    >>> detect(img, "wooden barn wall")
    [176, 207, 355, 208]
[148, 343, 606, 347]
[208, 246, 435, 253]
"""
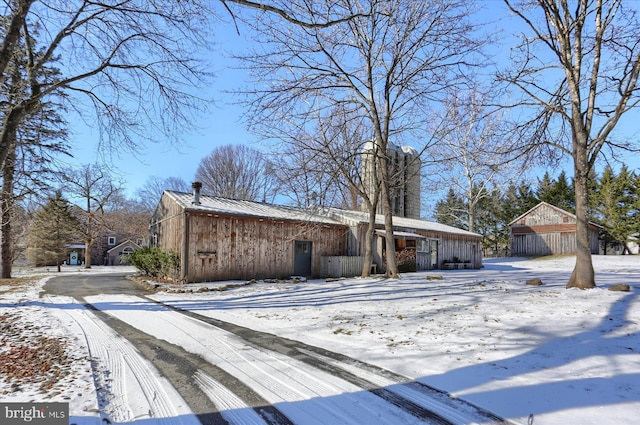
[184, 213, 349, 282]
[512, 203, 575, 227]
[353, 224, 482, 270]
[511, 228, 600, 256]
[150, 194, 185, 255]
[510, 203, 600, 256]
[414, 230, 483, 269]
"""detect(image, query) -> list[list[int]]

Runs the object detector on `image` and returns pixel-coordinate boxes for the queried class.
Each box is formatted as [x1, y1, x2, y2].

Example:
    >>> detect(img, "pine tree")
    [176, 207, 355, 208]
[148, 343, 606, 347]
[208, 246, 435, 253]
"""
[503, 181, 538, 223]
[593, 165, 637, 254]
[537, 171, 575, 212]
[434, 188, 467, 229]
[27, 192, 79, 271]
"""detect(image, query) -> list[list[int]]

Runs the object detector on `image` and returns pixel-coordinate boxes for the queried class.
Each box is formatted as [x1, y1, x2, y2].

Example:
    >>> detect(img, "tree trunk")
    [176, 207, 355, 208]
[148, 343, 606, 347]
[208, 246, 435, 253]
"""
[361, 206, 376, 278]
[378, 156, 399, 278]
[567, 146, 596, 289]
[0, 143, 16, 278]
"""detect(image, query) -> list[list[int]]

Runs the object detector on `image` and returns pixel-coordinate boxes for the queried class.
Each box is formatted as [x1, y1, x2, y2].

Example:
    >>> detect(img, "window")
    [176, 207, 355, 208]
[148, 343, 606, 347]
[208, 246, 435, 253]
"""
[122, 247, 134, 255]
[417, 240, 429, 252]
[108, 236, 116, 246]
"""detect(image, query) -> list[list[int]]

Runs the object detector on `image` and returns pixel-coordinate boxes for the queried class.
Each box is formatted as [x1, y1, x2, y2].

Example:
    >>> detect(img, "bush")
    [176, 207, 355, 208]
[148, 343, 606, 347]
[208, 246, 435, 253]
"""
[129, 247, 179, 280]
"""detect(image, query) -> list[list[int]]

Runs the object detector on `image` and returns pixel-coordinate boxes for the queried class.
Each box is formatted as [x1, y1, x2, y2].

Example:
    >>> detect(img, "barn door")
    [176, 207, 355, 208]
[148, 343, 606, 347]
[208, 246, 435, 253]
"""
[294, 240, 312, 276]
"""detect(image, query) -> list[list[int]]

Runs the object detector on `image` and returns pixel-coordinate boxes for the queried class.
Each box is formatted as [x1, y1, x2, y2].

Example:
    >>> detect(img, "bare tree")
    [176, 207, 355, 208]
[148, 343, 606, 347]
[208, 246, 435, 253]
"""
[0, 0, 214, 172]
[237, 0, 485, 277]
[273, 106, 382, 276]
[432, 90, 520, 233]
[500, 0, 640, 289]
[62, 164, 122, 269]
[136, 176, 190, 215]
[195, 144, 279, 202]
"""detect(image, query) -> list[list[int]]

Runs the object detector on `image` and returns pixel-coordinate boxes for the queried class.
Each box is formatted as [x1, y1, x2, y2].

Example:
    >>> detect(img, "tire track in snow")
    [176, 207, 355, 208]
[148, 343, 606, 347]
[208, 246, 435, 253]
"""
[44, 295, 199, 425]
[82, 300, 291, 425]
[151, 295, 510, 425]
[87, 294, 429, 424]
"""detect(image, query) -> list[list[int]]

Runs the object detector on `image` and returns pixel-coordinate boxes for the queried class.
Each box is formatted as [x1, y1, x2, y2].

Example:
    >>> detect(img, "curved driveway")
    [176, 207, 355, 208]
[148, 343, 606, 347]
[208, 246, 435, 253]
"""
[44, 273, 507, 425]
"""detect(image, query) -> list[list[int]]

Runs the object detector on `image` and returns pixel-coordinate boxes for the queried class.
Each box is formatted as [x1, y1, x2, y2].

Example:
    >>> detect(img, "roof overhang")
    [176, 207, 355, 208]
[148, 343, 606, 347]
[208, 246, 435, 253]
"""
[375, 229, 426, 239]
[65, 244, 85, 249]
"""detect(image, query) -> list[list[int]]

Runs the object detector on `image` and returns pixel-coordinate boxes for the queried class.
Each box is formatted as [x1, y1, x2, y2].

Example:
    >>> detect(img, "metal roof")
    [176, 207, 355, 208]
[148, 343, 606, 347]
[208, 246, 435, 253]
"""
[164, 190, 480, 237]
[326, 208, 481, 238]
[165, 191, 344, 225]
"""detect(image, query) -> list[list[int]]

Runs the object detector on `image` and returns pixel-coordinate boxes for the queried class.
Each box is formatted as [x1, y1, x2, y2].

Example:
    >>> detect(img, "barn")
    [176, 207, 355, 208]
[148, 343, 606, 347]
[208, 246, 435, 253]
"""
[509, 202, 601, 256]
[150, 183, 483, 283]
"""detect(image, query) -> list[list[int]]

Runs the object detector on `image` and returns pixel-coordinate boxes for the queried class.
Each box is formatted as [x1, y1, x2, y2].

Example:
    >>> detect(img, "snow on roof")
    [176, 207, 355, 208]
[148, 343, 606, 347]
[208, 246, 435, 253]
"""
[326, 208, 481, 238]
[164, 191, 478, 237]
[165, 191, 345, 225]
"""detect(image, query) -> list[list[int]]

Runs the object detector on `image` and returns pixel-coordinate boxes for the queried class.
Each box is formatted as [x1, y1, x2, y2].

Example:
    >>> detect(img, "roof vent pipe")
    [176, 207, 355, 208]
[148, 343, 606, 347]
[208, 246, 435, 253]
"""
[192, 181, 202, 205]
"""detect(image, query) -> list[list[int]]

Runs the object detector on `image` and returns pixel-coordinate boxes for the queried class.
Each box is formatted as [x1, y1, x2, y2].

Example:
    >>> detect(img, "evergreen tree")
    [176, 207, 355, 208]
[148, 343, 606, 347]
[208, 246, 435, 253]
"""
[503, 181, 538, 223]
[536, 171, 575, 212]
[434, 188, 467, 229]
[593, 165, 638, 254]
[475, 189, 509, 257]
[27, 191, 79, 271]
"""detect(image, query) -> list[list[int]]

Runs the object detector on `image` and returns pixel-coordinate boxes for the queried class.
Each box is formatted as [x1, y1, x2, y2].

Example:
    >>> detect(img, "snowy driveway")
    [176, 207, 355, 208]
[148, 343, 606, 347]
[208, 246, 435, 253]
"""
[44, 274, 507, 425]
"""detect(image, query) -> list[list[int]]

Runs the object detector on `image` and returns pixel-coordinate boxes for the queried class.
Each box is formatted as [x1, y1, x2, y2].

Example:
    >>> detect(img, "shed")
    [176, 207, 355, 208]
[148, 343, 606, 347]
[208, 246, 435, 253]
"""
[150, 188, 350, 282]
[327, 208, 483, 271]
[509, 202, 601, 256]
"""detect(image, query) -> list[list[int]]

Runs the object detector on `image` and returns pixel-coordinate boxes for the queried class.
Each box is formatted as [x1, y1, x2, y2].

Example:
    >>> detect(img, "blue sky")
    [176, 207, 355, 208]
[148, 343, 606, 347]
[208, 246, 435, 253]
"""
[60, 2, 640, 202]
[60, 20, 259, 198]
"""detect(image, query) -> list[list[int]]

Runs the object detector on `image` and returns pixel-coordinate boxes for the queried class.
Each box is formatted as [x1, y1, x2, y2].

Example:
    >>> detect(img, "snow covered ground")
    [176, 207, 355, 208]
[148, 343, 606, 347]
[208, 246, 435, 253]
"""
[0, 256, 638, 425]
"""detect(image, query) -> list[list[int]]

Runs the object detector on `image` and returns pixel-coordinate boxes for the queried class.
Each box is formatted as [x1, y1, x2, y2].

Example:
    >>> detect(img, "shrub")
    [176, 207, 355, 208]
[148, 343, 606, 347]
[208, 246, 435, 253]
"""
[129, 247, 179, 280]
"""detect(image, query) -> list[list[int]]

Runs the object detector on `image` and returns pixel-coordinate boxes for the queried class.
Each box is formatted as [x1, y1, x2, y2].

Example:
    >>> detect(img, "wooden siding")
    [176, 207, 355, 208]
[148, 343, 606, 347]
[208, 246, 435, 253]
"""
[414, 230, 482, 269]
[510, 203, 600, 256]
[320, 256, 365, 278]
[353, 224, 482, 271]
[183, 212, 348, 282]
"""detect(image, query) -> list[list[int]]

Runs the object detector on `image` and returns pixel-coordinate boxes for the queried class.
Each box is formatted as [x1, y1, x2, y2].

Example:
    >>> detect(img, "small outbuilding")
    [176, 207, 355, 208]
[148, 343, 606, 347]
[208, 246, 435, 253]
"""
[150, 185, 350, 282]
[509, 202, 601, 256]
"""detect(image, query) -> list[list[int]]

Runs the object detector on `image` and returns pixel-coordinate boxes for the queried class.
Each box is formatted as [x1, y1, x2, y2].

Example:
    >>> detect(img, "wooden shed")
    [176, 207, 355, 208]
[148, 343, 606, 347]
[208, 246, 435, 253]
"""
[509, 202, 601, 256]
[327, 209, 483, 272]
[150, 187, 350, 282]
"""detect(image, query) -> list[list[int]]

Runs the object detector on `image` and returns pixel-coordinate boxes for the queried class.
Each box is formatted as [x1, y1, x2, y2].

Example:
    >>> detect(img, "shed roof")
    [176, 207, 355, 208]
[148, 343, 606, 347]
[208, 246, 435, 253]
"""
[508, 201, 603, 228]
[165, 191, 345, 226]
[326, 208, 481, 238]
[163, 190, 479, 238]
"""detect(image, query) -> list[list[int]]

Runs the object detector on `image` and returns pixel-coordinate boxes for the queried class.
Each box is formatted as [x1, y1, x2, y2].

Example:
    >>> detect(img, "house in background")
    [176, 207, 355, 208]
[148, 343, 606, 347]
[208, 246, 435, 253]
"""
[66, 205, 148, 266]
[106, 240, 141, 265]
[150, 183, 483, 283]
[509, 202, 601, 256]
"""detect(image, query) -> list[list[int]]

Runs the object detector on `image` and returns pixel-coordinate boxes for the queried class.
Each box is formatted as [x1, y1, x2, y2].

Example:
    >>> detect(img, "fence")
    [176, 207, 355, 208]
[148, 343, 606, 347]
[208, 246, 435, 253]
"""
[320, 256, 365, 278]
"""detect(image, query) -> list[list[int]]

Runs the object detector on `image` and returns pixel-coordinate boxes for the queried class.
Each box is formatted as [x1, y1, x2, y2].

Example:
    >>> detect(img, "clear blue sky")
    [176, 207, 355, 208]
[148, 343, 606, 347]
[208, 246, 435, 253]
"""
[61, 2, 640, 201]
